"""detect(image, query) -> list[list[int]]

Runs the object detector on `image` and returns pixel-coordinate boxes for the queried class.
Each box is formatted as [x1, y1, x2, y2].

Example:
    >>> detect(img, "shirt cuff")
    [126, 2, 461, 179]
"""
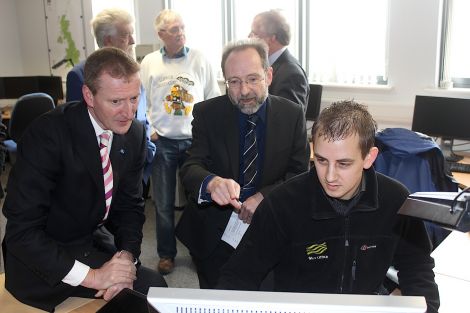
[198, 174, 215, 204]
[62, 260, 90, 286]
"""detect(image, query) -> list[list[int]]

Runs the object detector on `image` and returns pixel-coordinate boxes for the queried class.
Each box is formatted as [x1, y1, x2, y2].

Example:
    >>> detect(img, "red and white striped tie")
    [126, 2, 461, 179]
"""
[100, 131, 113, 220]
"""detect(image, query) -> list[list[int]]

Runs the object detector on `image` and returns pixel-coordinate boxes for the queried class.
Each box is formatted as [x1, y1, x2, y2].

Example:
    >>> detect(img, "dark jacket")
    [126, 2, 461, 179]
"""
[269, 49, 310, 112]
[176, 94, 310, 260]
[218, 167, 439, 313]
[2, 101, 146, 311]
[374, 128, 458, 193]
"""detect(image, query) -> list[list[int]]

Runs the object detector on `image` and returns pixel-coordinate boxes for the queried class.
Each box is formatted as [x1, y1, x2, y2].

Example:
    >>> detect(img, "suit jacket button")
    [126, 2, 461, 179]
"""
[84, 251, 90, 257]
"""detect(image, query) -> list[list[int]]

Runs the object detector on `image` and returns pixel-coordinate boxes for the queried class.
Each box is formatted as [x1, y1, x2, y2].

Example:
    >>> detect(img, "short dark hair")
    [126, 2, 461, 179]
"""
[312, 100, 377, 158]
[221, 38, 269, 78]
[84, 47, 140, 95]
[255, 9, 291, 46]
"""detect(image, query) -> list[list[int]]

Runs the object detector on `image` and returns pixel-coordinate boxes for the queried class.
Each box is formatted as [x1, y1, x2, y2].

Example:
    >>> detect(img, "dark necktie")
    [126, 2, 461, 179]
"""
[243, 114, 258, 188]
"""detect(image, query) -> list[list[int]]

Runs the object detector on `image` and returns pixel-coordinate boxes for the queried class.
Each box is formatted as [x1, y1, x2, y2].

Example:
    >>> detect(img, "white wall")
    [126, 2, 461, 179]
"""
[2, 0, 470, 129]
[0, 0, 24, 75]
[15, 0, 50, 75]
[322, 0, 468, 129]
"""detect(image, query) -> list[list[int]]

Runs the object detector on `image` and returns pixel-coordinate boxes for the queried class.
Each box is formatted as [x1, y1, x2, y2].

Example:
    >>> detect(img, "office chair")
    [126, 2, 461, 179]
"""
[3, 92, 55, 163]
[305, 84, 323, 121]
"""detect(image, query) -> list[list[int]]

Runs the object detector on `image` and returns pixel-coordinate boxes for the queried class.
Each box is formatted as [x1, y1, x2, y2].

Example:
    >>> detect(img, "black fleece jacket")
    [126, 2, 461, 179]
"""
[218, 167, 439, 313]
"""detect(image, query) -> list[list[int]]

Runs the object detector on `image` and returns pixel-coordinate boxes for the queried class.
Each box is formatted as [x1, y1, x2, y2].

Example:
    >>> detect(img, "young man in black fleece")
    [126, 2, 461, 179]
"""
[217, 100, 439, 313]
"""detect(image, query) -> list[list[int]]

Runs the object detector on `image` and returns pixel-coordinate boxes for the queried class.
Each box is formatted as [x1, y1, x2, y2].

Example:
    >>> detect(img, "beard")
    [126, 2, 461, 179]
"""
[228, 89, 268, 115]
[126, 46, 136, 60]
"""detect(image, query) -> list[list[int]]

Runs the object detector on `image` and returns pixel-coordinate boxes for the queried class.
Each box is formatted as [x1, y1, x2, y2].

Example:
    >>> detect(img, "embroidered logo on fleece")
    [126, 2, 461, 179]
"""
[360, 244, 377, 251]
[306, 242, 328, 260]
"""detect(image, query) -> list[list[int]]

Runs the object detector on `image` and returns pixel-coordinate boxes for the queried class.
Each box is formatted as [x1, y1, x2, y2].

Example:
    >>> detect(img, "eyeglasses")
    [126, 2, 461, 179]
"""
[160, 25, 185, 35]
[225, 76, 265, 89]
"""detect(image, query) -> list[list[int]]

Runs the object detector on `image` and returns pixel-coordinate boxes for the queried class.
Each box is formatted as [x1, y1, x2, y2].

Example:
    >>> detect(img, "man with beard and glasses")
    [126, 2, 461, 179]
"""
[176, 38, 310, 289]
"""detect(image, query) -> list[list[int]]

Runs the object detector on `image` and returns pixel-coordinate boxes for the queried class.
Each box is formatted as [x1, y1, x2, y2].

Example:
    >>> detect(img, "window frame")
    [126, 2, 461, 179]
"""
[167, 0, 389, 86]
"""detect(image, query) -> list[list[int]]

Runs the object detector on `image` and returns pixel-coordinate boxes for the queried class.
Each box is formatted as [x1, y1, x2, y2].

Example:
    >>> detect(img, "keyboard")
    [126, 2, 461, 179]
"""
[448, 162, 470, 173]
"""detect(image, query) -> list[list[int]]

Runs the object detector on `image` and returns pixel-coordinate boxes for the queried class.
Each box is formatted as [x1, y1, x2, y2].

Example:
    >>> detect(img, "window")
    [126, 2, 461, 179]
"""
[170, 0, 223, 76]
[168, 0, 389, 85]
[307, 0, 389, 85]
[440, 0, 470, 88]
[232, 0, 299, 58]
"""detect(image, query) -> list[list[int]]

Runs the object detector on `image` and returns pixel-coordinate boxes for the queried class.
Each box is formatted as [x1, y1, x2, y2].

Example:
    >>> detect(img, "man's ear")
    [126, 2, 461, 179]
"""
[363, 147, 379, 169]
[265, 66, 273, 86]
[103, 35, 113, 47]
[82, 85, 94, 108]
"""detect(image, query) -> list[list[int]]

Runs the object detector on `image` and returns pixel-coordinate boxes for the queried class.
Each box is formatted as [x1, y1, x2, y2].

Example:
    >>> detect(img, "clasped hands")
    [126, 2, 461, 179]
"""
[207, 176, 264, 224]
[81, 250, 136, 301]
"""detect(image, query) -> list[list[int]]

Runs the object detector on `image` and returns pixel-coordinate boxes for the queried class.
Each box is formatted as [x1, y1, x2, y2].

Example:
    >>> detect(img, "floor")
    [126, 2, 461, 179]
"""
[0, 162, 200, 289]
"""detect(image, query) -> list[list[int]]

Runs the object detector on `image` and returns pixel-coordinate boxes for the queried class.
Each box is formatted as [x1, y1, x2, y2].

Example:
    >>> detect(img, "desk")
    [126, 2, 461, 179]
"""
[451, 157, 470, 188]
[1, 273, 106, 313]
[431, 231, 470, 313]
[1, 105, 12, 120]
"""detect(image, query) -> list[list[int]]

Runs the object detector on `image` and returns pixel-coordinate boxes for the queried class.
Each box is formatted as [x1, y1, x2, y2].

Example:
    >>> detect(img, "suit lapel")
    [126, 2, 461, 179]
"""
[65, 102, 103, 190]
[271, 49, 289, 76]
[263, 96, 281, 184]
[110, 134, 126, 193]
[222, 100, 240, 179]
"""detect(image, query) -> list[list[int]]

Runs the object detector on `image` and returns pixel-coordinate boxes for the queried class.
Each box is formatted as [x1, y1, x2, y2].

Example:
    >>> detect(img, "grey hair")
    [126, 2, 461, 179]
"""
[254, 9, 291, 46]
[221, 38, 269, 78]
[91, 8, 133, 48]
[154, 9, 183, 32]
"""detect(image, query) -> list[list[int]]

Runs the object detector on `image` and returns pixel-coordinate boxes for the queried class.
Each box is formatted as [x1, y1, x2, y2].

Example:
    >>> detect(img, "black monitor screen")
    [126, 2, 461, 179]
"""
[0, 76, 63, 104]
[412, 95, 470, 141]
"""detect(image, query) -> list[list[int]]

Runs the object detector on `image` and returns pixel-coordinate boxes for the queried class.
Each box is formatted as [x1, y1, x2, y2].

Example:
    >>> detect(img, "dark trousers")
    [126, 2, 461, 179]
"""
[192, 240, 274, 290]
[193, 241, 234, 289]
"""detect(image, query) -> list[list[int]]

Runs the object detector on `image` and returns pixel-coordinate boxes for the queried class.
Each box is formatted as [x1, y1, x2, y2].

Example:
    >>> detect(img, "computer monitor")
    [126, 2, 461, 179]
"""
[412, 95, 470, 161]
[147, 287, 426, 313]
[0, 76, 63, 104]
[306, 84, 323, 121]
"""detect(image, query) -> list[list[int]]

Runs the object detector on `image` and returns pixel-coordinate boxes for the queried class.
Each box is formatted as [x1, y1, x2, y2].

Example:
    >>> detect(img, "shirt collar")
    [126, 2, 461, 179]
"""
[310, 167, 378, 220]
[160, 46, 189, 58]
[268, 46, 287, 66]
[88, 110, 114, 146]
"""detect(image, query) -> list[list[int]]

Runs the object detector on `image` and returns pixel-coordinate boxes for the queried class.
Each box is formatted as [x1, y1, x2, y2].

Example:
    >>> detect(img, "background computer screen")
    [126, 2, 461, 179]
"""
[0, 76, 63, 104]
[412, 95, 470, 141]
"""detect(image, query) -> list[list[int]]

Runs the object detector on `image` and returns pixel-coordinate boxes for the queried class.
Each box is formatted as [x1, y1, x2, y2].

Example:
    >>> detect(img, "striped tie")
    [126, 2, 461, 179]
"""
[100, 131, 113, 220]
[243, 114, 258, 188]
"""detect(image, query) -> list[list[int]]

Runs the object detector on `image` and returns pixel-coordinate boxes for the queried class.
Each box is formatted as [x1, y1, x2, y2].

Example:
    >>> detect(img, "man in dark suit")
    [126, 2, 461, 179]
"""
[176, 38, 310, 289]
[2, 47, 166, 312]
[250, 9, 310, 112]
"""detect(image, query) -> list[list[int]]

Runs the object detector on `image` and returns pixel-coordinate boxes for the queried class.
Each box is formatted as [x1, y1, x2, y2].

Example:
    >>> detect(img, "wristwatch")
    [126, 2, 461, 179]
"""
[120, 250, 139, 265]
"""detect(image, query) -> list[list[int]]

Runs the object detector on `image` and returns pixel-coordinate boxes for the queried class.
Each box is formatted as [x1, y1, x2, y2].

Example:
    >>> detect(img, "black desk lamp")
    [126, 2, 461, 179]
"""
[399, 187, 470, 232]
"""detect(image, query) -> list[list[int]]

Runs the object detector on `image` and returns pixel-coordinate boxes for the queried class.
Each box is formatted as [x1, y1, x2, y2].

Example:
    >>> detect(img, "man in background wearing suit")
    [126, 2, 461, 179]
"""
[176, 38, 310, 289]
[250, 9, 310, 112]
[2, 47, 166, 312]
[66, 8, 156, 183]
